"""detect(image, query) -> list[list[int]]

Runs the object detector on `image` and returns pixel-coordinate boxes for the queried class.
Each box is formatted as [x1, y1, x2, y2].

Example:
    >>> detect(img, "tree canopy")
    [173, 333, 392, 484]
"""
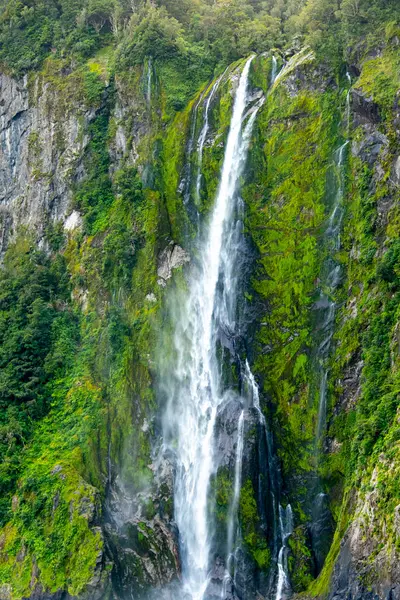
[0, 0, 397, 75]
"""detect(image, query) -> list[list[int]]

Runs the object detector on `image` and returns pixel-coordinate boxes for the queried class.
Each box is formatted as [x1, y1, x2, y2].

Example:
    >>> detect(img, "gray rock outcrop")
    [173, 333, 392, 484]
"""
[0, 72, 93, 254]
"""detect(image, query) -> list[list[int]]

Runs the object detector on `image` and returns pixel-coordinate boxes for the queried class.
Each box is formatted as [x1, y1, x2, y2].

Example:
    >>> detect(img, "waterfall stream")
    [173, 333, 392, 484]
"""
[180, 72, 225, 219]
[146, 57, 152, 105]
[161, 56, 264, 600]
[181, 90, 205, 207]
[315, 139, 349, 445]
[315, 75, 351, 446]
[310, 77, 351, 573]
[270, 56, 278, 86]
[195, 73, 226, 203]
[225, 410, 244, 571]
[243, 362, 293, 599]
[275, 505, 293, 600]
[312, 137, 349, 565]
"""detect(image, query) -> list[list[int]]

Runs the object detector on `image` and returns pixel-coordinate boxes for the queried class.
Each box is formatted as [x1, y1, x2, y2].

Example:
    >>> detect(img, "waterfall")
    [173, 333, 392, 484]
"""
[270, 55, 278, 86]
[244, 361, 290, 596]
[345, 72, 351, 134]
[161, 56, 261, 600]
[195, 73, 225, 203]
[310, 75, 351, 574]
[315, 73, 351, 444]
[316, 370, 329, 442]
[146, 57, 152, 105]
[226, 410, 244, 566]
[275, 505, 293, 600]
[180, 71, 225, 215]
[315, 140, 349, 444]
[181, 90, 205, 207]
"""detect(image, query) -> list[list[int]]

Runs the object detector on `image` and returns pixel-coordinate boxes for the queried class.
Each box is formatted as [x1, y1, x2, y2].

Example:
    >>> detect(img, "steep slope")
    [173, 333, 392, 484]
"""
[0, 8, 399, 600]
[310, 28, 400, 600]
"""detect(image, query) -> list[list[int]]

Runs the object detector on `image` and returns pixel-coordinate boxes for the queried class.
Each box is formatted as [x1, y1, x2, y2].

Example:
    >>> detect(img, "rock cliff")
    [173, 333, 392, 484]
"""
[0, 13, 399, 600]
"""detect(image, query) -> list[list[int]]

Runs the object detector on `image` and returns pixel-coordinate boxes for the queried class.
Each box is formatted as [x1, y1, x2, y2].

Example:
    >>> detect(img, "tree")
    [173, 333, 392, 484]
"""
[118, 3, 184, 64]
[86, 0, 116, 32]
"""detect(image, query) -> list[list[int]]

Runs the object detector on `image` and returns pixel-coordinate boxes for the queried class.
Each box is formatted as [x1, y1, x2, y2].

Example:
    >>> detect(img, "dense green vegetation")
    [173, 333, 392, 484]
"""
[240, 479, 272, 570]
[0, 53, 162, 595]
[0, 241, 77, 524]
[305, 33, 400, 596]
[0, 0, 397, 105]
[247, 59, 340, 479]
[0, 237, 108, 596]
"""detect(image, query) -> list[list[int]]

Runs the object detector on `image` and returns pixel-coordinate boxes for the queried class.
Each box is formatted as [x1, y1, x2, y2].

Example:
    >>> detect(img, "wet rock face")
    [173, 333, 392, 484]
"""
[351, 88, 381, 126]
[0, 73, 92, 254]
[334, 353, 363, 415]
[106, 517, 179, 598]
[214, 395, 245, 471]
[28, 574, 110, 600]
[282, 62, 336, 98]
[391, 156, 400, 186]
[352, 129, 388, 167]
[393, 92, 400, 139]
[110, 74, 153, 171]
[210, 396, 274, 600]
[104, 454, 180, 600]
[23, 591, 71, 600]
[309, 493, 334, 574]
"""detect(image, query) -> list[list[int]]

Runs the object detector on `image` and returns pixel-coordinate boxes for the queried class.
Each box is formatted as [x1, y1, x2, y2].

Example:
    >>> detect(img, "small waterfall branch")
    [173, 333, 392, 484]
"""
[315, 74, 352, 448]
[275, 504, 294, 600]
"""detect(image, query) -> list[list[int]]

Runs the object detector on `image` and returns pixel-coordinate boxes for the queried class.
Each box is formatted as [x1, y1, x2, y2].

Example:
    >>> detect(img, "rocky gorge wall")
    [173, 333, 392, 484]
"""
[0, 25, 399, 600]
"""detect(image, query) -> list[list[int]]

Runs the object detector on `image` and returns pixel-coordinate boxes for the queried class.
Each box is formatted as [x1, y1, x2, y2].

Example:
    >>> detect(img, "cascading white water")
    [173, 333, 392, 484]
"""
[226, 410, 245, 565]
[181, 90, 206, 206]
[146, 57, 152, 105]
[244, 360, 263, 419]
[316, 370, 329, 442]
[195, 73, 225, 203]
[345, 73, 351, 135]
[275, 505, 293, 600]
[271, 56, 278, 86]
[162, 56, 261, 600]
[243, 363, 285, 596]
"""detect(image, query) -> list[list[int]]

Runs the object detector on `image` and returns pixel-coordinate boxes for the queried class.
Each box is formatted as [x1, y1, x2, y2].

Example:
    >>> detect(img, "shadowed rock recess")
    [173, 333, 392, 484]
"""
[0, 2, 399, 600]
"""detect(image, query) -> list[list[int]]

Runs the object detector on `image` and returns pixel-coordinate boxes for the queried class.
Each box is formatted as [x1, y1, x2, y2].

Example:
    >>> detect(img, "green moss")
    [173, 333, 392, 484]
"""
[251, 54, 275, 94]
[161, 104, 193, 240]
[310, 38, 400, 596]
[239, 479, 271, 571]
[288, 526, 314, 592]
[356, 50, 400, 120]
[211, 468, 233, 526]
[35, 57, 106, 119]
[244, 56, 340, 481]
[74, 105, 115, 235]
[87, 46, 115, 81]
[157, 55, 211, 115]
[306, 491, 353, 597]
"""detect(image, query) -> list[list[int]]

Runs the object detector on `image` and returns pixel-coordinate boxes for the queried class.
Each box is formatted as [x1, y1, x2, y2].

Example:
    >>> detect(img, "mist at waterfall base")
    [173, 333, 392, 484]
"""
[154, 57, 286, 600]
